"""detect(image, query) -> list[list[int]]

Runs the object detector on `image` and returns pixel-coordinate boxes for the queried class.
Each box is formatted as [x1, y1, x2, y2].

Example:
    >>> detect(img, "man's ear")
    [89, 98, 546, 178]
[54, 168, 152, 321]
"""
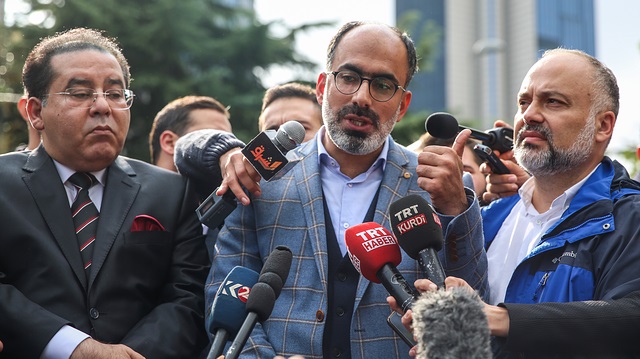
[316, 72, 327, 106]
[159, 130, 179, 155]
[26, 97, 45, 131]
[595, 110, 616, 144]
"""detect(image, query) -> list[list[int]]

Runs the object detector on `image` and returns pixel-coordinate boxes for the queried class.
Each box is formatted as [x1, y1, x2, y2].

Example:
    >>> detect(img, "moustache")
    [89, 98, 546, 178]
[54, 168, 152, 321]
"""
[517, 124, 551, 144]
[338, 104, 380, 127]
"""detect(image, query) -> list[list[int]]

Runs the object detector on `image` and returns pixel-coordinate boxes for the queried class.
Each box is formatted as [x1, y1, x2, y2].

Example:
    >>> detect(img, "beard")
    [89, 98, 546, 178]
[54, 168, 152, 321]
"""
[322, 101, 400, 155]
[514, 114, 595, 177]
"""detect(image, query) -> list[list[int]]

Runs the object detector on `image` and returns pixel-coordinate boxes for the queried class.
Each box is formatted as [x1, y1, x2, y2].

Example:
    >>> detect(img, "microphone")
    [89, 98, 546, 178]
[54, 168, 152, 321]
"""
[389, 195, 446, 289]
[425, 112, 513, 153]
[225, 246, 293, 359]
[207, 266, 260, 359]
[412, 287, 491, 359]
[241, 121, 306, 181]
[196, 121, 306, 229]
[344, 222, 418, 313]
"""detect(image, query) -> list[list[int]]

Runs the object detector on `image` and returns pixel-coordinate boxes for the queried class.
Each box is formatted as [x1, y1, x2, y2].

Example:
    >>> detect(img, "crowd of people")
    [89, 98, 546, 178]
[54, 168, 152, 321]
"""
[1, 19, 640, 359]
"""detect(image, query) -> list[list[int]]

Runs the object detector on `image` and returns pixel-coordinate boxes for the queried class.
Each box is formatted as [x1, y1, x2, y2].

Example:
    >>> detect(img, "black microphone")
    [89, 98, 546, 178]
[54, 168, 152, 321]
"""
[196, 121, 306, 229]
[206, 266, 259, 359]
[412, 287, 491, 359]
[225, 246, 293, 359]
[425, 112, 513, 153]
[389, 195, 446, 289]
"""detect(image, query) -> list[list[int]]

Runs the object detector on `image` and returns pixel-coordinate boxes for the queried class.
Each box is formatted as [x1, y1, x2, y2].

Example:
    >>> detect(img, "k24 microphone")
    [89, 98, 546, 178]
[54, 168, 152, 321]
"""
[225, 246, 293, 359]
[425, 112, 513, 153]
[207, 266, 259, 359]
[196, 121, 306, 230]
[345, 222, 418, 313]
[389, 195, 446, 289]
[412, 287, 491, 359]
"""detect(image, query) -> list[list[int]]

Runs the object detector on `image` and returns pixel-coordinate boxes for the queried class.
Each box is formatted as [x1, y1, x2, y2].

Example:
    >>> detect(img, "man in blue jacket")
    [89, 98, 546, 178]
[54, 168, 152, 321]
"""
[480, 48, 640, 356]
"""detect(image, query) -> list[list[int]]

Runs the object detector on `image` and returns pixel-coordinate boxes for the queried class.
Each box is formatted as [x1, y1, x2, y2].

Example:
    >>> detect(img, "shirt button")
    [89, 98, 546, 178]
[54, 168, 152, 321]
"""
[89, 308, 99, 319]
[347, 183, 353, 187]
[337, 272, 347, 281]
[343, 223, 349, 229]
[336, 307, 345, 317]
[332, 347, 342, 357]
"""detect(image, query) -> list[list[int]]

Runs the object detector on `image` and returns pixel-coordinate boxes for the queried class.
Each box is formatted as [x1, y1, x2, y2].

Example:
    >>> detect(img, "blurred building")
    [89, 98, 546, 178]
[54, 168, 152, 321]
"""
[397, 0, 595, 128]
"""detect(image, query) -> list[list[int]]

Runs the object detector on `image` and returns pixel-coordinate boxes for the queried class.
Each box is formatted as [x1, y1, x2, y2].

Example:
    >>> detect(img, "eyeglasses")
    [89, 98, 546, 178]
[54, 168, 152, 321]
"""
[328, 70, 406, 102]
[44, 88, 135, 110]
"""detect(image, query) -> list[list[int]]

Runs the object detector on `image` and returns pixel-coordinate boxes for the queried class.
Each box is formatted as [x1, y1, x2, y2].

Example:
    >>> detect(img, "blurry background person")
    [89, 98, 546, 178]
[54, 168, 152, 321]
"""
[149, 95, 231, 172]
[258, 82, 322, 143]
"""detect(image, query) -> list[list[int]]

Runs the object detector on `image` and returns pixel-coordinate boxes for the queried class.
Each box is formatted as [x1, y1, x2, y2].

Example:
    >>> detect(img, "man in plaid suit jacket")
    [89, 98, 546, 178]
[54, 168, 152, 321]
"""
[207, 21, 488, 358]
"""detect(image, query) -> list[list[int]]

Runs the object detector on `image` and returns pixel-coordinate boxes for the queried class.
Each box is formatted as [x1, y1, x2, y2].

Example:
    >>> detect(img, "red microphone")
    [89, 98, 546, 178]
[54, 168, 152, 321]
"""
[345, 222, 418, 312]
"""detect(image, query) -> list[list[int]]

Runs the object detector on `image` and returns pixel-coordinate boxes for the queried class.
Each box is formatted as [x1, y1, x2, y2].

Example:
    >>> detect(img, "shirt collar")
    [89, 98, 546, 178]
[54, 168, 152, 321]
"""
[518, 163, 600, 214]
[316, 126, 389, 171]
[53, 160, 107, 187]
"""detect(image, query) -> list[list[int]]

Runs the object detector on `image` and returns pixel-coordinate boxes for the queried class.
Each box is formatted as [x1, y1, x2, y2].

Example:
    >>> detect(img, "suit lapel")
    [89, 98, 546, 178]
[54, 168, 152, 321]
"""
[22, 147, 87, 289]
[89, 157, 140, 286]
[293, 141, 330, 295]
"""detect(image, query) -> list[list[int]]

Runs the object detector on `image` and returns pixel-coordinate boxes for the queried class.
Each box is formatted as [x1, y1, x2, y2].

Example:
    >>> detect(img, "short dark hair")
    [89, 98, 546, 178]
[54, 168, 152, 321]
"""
[149, 96, 230, 164]
[22, 28, 131, 101]
[261, 82, 318, 113]
[326, 21, 418, 87]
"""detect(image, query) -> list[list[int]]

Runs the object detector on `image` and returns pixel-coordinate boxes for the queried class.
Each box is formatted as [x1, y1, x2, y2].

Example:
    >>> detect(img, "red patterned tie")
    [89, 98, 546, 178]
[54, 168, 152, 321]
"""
[68, 172, 99, 280]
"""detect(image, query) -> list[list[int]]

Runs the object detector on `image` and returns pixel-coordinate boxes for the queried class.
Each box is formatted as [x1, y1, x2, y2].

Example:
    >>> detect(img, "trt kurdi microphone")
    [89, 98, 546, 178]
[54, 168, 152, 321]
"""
[345, 222, 418, 313]
[196, 121, 306, 229]
[389, 195, 446, 289]
[225, 246, 293, 359]
[412, 287, 491, 359]
[425, 112, 514, 153]
[242, 120, 306, 181]
[207, 266, 259, 359]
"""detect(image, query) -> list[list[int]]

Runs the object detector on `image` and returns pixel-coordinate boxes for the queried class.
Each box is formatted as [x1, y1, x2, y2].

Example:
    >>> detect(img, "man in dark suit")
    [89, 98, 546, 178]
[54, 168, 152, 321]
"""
[0, 28, 209, 358]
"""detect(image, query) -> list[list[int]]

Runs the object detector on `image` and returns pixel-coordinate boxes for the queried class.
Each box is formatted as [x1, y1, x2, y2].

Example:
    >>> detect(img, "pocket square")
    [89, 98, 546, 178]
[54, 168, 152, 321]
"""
[131, 214, 166, 232]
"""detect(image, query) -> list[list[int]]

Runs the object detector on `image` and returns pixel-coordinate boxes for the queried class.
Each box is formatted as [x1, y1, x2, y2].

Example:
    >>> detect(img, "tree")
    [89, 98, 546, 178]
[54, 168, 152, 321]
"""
[1, 0, 328, 158]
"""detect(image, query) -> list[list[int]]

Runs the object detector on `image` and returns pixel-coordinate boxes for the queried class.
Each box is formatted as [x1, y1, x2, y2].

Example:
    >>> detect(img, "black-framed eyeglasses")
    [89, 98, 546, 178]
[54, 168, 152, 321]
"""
[328, 70, 406, 102]
[43, 88, 135, 110]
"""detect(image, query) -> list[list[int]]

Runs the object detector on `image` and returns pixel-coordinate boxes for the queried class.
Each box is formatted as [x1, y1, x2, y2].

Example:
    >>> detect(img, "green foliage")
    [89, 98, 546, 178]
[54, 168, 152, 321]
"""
[1, 0, 326, 158]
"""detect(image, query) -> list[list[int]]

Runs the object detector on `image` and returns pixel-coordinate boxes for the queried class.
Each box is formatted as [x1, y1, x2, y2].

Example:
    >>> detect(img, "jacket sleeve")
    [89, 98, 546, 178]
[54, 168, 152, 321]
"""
[501, 290, 640, 355]
[174, 129, 246, 201]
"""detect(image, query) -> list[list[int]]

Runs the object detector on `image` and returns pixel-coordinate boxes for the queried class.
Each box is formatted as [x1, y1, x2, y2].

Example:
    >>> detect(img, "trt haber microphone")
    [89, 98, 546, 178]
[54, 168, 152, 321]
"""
[425, 112, 514, 153]
[389, 195, 446, 289]
[345, 222, 418, 313]
[241, 120, 306, 181]
[196, 121, 306, 230]
[225, 246, 293, 359]
[412, 287, 491, 359]
[207, 266, 259, 359]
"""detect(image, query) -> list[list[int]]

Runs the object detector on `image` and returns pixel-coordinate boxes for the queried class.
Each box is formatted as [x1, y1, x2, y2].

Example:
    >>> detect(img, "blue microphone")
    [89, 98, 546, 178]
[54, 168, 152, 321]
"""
[207, 266, 260, 359]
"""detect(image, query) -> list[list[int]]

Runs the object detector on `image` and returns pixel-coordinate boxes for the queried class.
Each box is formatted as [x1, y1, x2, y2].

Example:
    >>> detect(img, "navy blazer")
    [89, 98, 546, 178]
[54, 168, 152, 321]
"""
[207, 135, 488, 358]
[0, 146, 210, 358]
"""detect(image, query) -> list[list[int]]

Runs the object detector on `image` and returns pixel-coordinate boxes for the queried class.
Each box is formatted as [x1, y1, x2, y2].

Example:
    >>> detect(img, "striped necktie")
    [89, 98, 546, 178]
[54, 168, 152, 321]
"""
[68, 172, 99, 280]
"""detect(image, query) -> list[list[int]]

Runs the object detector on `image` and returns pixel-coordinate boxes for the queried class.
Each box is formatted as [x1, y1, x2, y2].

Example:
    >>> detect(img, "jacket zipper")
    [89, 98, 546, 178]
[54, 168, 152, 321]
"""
[532, 272, 550, 301]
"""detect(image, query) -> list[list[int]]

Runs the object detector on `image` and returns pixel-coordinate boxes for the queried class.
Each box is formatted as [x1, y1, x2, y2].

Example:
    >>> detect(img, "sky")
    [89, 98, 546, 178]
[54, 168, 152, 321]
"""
[254, 0, 640, 159]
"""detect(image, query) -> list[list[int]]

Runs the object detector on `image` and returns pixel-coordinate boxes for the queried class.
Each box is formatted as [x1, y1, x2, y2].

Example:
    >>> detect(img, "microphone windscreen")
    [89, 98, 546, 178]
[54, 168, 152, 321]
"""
[208, 266, 260, 336]
[389, 195, 444, 259]
[425, 112, 459, 139]
[345, 222, 402, 283]
[260, 246, 293, 297]
[245, 282, 277, 322]
[275, 120, 306, 151]
[412, 287, 491, 359]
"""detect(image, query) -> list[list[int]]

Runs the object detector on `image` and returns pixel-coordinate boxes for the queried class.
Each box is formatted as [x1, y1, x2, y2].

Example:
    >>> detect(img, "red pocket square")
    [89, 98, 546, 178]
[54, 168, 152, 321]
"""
[131, 214, 166, 232]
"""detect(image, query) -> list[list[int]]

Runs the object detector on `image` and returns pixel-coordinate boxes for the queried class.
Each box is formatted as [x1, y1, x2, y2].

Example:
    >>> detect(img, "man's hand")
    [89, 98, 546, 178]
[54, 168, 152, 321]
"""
[417, 129, 472, 215]
[70, 338, 145, 359]
[0, 339, 3, 352]
[217, 147, 262, 205]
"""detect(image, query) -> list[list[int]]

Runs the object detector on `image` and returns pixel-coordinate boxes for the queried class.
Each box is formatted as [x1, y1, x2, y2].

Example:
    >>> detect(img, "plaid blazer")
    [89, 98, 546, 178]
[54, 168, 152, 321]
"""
[207, 134, 488, 359]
